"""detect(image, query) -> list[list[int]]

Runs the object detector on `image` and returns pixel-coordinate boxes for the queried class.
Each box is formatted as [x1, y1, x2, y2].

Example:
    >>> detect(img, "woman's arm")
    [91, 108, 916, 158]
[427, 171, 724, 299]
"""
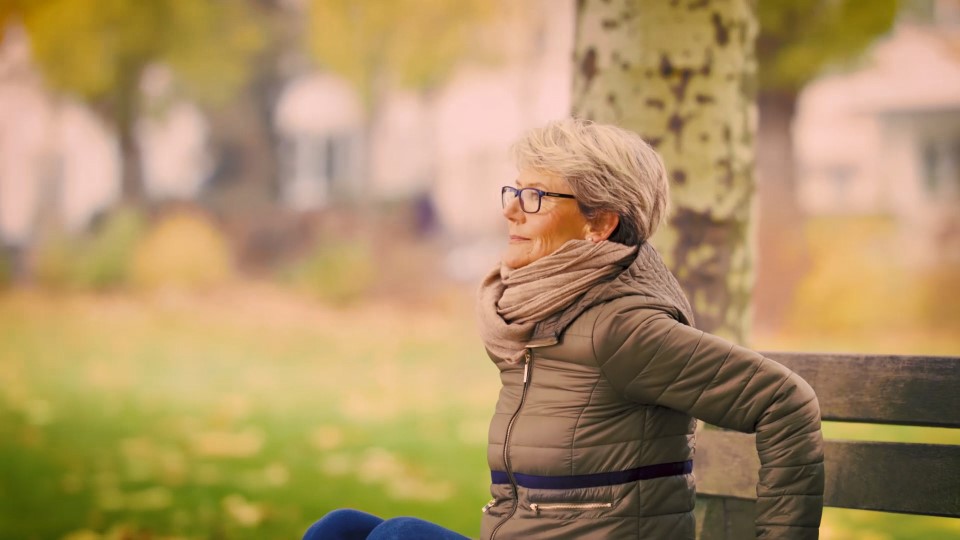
[592, 299, 824, 539]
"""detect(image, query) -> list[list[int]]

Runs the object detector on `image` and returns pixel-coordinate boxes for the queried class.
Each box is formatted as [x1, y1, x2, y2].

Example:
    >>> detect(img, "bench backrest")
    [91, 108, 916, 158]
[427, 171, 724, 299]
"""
[693, 352, 960, 539]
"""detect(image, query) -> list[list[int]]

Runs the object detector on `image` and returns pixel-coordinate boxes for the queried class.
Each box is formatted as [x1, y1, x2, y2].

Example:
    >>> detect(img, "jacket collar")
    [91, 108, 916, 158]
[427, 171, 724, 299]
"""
[529, 242, 695, 344]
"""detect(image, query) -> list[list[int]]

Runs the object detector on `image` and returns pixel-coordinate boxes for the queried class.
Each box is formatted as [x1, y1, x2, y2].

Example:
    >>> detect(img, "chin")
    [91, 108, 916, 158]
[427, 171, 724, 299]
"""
[502, 249, 529, 269]
[502, 258, 525, 269]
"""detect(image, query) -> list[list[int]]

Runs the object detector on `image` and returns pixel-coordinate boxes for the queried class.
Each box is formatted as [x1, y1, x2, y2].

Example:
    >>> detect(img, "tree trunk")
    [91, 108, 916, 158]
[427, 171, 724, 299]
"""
[753, 89, 808, 334]
[203, 65, 282, 215]
[117, 118, 145, 205]
[572, 0, 759, 341]
[116, 69, 145, 206]
[201, 67, 288, 273]
[203, 1, 288, 217]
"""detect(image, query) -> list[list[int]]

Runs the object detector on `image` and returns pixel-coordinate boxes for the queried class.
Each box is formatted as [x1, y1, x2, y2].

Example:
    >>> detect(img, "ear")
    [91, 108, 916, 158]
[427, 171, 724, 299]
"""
[585, 212, 619, 243]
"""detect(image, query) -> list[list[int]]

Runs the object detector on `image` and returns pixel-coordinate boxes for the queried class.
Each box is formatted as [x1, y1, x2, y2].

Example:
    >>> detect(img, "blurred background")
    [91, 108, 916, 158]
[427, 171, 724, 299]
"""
[0, 0, 957, 539]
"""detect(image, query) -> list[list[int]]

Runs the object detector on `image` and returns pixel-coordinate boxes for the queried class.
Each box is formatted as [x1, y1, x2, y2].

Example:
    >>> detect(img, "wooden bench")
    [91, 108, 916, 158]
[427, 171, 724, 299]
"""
[693, 352, 960, 538]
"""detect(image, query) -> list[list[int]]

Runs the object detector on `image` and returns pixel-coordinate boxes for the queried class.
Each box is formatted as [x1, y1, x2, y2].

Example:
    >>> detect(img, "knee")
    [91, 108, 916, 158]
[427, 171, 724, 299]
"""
[303, 508, 382, 540]
[367, 517, 437, 540]
[321, 508, 369, 521]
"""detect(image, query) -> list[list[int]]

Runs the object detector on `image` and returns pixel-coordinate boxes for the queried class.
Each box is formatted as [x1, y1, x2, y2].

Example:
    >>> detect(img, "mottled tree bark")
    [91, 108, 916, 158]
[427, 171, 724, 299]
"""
[572, 0, 758, 342]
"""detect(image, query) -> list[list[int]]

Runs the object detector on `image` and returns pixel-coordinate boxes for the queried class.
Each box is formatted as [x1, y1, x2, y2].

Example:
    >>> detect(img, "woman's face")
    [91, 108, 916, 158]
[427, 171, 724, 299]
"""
[501, 169, 590, 269]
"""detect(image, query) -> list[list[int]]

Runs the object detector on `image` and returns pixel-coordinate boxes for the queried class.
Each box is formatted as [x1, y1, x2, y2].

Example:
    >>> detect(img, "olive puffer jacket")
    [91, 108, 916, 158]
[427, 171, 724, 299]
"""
[480, 246, 824, 539]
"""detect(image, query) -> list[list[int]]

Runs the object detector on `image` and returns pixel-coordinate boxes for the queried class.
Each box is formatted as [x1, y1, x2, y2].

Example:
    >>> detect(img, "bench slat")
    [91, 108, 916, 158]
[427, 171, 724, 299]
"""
[695, 429, 960, 518]
[695, 497, 756, 540]
[763, 352, 960, 428]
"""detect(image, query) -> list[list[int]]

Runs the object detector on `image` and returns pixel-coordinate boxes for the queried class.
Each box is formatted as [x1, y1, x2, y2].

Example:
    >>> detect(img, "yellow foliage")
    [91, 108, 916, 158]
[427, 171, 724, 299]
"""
[33, 233, 76, 290]
[33, 208, 146, 291]
[0, 251, 10, 289]
[131, 212, 232, 290]
[20, 0, 263, 106]
[918, 265, 960, 327]
[286, 239, 376, 305]
[307, 0, 498, 106]
[787, 216, 946, 333]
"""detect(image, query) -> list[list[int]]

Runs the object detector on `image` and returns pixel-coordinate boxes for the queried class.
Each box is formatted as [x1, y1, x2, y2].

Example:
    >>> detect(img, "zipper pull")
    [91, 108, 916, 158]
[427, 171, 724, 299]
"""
[482, 499, 496, 513]
[523, 349, 531, 383]
[531, 503, 540, 515]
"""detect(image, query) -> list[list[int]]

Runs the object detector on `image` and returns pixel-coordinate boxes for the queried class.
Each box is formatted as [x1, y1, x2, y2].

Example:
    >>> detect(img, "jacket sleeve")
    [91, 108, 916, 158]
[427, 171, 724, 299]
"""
[593, 301, 824, 539]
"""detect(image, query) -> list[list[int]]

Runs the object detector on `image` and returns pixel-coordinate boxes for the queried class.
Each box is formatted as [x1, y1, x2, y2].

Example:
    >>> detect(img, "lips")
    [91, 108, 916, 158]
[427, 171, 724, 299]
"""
[509, 235, 529, 242]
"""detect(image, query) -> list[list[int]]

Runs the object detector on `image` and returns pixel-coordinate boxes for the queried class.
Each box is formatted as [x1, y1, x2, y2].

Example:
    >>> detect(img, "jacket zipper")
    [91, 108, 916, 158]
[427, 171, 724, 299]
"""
[481, 499, 496, 513]
[490, 348, 533, 540]
[530, 502, 613, 515]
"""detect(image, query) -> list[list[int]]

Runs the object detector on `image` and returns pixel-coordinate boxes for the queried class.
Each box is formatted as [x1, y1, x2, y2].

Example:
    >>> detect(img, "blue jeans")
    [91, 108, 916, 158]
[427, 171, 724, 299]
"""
[302, 508, 470, 540]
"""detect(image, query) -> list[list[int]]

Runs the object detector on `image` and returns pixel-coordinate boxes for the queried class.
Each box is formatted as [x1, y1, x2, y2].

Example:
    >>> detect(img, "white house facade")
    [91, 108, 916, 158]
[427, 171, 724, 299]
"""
[794, 21, 960, 265]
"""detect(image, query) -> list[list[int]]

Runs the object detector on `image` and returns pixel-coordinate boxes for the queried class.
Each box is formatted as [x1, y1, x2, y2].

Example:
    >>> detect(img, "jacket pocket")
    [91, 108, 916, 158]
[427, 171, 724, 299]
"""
[529, 501, 613, 515]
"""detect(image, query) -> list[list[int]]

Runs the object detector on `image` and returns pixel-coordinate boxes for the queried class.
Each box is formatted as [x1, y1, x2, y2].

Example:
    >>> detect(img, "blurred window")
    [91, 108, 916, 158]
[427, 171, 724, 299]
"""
[305, 136, 327, 185]
[827, 164, 855, 205]
[300, 133, 352, 192]
[953, 138, 960, 194]
[921, 137, 960, 198]
[325, 135, 350, 187]
[922, 141, 939, 194]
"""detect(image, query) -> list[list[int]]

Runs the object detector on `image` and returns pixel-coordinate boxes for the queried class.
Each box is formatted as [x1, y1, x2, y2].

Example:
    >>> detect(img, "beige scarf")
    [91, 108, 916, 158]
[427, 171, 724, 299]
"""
[477, 239, 638, 364]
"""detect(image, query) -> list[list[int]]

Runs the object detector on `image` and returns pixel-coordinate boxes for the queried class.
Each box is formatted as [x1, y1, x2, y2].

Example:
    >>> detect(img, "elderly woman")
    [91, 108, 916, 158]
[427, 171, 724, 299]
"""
[474, 118, 823, 539]
[303, 118, 823, 540]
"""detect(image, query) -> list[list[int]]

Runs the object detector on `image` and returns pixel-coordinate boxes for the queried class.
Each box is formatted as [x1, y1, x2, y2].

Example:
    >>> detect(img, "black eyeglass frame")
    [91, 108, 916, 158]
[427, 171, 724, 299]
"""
[501, 186, 577, 214]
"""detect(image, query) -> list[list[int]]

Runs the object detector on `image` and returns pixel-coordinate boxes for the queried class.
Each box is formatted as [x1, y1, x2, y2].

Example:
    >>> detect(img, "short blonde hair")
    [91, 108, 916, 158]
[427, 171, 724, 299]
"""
[511, 118, 669, 246]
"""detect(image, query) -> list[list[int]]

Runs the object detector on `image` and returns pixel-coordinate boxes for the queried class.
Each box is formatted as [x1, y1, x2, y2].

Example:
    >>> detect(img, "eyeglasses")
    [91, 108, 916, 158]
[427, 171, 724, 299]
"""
[501, 186, 576, 214]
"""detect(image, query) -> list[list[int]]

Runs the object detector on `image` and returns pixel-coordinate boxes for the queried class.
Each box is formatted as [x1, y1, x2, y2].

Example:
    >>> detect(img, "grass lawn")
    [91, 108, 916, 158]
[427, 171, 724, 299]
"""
[0, 285, 957, 539]
[0, 286, 496, 539]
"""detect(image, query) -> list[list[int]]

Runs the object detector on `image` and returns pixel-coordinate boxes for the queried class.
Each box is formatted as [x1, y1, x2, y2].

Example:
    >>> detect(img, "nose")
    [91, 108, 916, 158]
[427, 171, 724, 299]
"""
[502, 192, 524, 222]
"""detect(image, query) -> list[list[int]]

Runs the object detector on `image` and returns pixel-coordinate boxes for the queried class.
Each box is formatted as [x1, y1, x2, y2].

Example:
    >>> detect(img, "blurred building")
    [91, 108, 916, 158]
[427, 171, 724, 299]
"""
[274, 73, 365, 210]
[0, 27, 210, 246]
[0, 1, 574, 275]
[272, 0, 574, 243]
[0, 26, 118, 244]
[794, 15, 960, 265]
[268, 0, 576, 279]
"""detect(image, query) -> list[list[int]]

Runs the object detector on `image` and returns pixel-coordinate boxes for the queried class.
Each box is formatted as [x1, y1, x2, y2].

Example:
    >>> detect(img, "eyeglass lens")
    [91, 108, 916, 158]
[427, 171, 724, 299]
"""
[502, 187, 541, 213]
